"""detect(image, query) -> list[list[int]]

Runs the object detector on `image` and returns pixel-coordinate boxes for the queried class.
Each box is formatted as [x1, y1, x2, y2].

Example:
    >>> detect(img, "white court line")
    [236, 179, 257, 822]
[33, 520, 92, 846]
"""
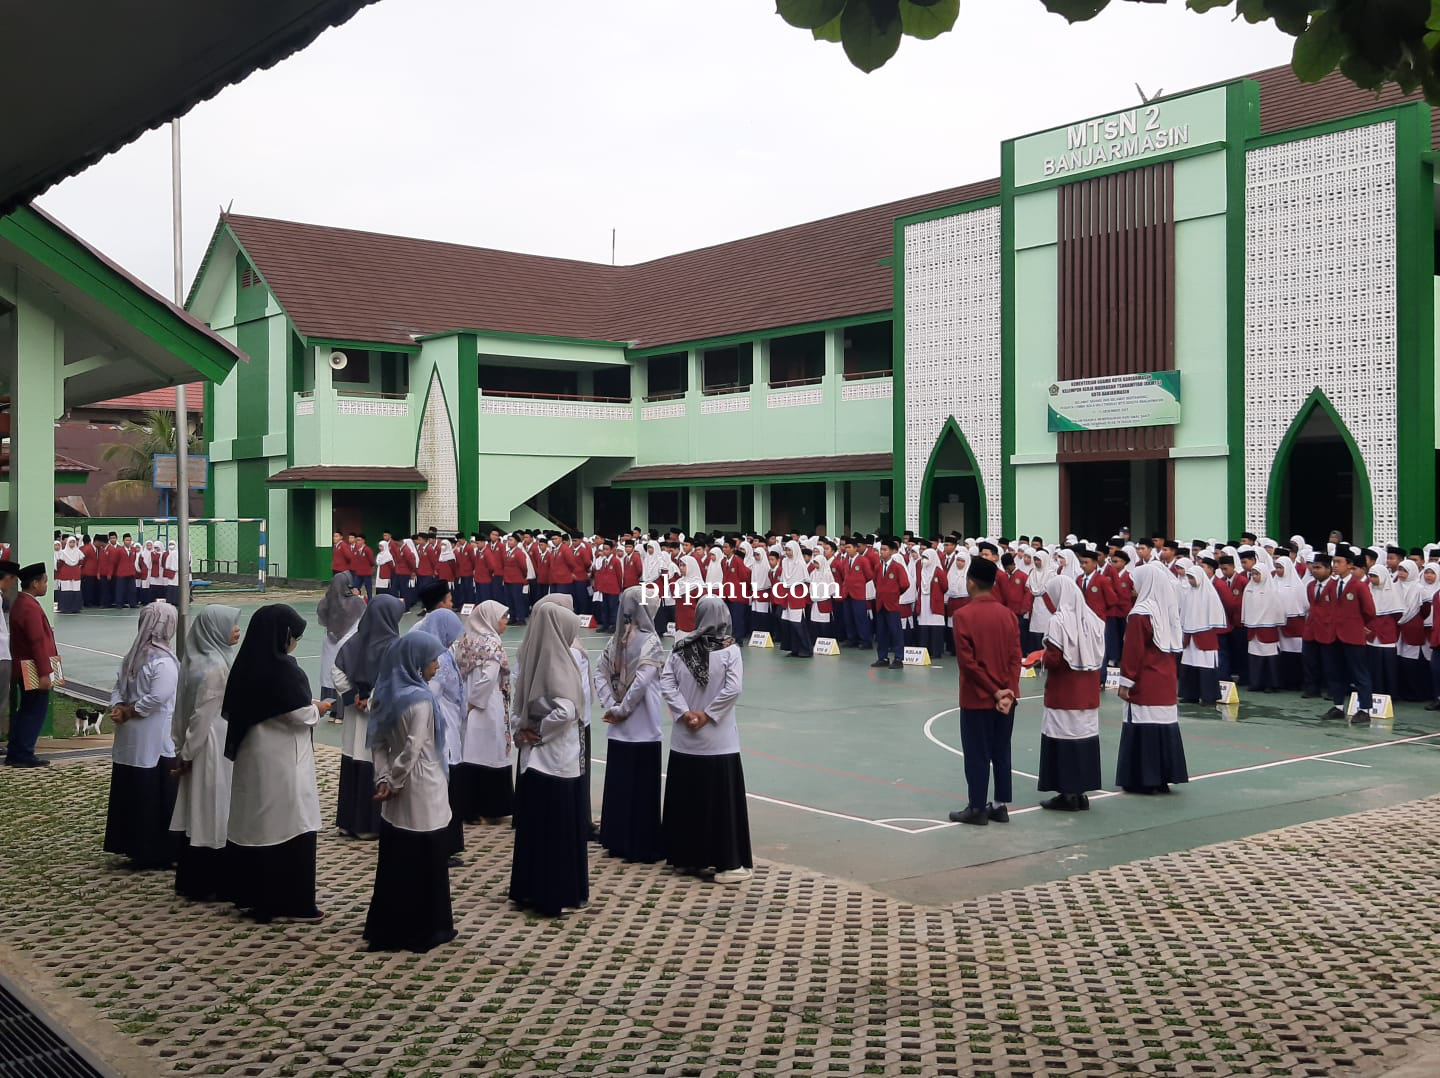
[1184, 729, 1440, 782]
[923, 708, 1042, 780]
[57, 641, 125, 660]
[1309, 757, 1372, 769]
[590, 756, 937, 835]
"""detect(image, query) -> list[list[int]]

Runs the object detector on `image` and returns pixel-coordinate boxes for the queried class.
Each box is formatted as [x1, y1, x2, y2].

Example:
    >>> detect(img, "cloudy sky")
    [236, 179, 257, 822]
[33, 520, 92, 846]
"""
[39, 0, 1292, 296]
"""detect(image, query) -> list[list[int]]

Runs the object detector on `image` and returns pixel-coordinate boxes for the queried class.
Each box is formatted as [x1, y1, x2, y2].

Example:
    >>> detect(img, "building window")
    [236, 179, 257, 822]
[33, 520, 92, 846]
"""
[769, 331, 824, 387]
[705, 488, 739, 524]
[702, 344, 752, 395]
[649, 489, 682, 530]
[843, 321, 893, 379]
[645, 353, 687, 401]
[593, 366, 631, 401]
[332, 349, 372, 384]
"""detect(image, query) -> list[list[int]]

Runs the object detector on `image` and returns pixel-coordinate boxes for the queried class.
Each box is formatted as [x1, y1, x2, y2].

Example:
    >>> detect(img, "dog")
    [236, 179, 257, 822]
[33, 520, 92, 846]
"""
[74, 707, 104, 737]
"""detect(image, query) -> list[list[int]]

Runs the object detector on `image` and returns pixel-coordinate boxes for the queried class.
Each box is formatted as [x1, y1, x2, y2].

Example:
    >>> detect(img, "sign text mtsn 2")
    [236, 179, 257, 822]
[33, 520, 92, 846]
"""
[1044, 106, 1190, 178]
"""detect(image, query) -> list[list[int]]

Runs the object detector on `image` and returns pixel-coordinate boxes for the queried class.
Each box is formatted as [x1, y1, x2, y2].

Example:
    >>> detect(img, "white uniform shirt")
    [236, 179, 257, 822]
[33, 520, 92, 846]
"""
[593, 649, 665, 744]
[227, 705, 321, 847]
[659, 645, 744, 756]
[170, 665, 233, 849]
[373, 699, 452, 833]
[109, 653, 179, 767]
[461, 654, 511, 769]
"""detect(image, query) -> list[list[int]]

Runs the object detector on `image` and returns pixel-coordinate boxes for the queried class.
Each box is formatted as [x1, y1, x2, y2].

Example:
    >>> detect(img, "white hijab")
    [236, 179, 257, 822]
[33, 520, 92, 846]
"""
[1241, 564, 1286, 628]
[1130, 561, 1183, 653]
[1179, 564, 1227, 634]
[1043, 575, 1105, 672]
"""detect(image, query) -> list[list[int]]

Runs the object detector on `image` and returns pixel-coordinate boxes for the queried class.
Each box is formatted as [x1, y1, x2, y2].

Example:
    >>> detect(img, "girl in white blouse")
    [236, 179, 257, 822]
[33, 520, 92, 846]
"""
[451, 601, 515, 823]
[659, 595, 751, 884]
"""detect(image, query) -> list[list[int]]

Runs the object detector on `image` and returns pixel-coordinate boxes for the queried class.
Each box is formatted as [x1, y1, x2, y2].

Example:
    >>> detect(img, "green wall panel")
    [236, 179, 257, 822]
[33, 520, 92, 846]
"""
[234, 320, 270, 457]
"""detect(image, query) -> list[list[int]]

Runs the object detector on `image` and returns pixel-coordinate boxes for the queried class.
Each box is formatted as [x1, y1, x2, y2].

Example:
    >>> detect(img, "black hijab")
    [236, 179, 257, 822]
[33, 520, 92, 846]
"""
[334, 593, 404, 695]
[222, 604, 313, 760]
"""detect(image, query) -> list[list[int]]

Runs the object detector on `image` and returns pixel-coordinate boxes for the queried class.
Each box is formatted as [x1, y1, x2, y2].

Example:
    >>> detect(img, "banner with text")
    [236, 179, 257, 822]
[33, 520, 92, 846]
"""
[1046, 371, 1181, 433]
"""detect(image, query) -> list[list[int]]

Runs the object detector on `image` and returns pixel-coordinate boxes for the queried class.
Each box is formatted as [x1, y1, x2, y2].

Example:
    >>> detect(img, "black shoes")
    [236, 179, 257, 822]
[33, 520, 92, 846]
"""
[3, 758, 50, 768]
[1041, 793, 1083, 812]
[1323, 706, 1345, 720]
[1350, 710, 1371, 725]
[870, 659, 890, 668]
[948, 805, 989, 826]
[987, 802, 1009, 823]
[1426, 700, 1440, 712]
[889, 659, 904, 670]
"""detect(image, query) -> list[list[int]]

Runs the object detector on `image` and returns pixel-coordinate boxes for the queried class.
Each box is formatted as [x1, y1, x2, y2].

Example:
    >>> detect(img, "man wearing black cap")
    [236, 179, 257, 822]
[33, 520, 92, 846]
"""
[6, 562, 58, 767]
[0, 560, 18, 743]
[416, 579, 453, 615]
[947, 556, 1020, 825]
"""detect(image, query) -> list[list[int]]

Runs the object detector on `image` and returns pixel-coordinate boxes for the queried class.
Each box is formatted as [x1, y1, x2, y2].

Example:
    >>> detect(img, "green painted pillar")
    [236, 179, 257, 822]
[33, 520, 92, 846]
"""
[823, 329, 842, 456]
[823, 481, 840, 538]
[630, 490, 646, 532]
[753, 484, 767, 534]
[12, 279, 60, 610]
[688, 487, 704, 537]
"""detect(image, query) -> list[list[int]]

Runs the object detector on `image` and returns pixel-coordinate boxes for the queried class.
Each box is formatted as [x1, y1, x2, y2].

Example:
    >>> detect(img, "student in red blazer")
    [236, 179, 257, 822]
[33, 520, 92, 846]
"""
[1302, 555, 1337, 697]
[871, 539, 910, 669]
[840, 537, 874, 650]
[1325, 550, 1375, 721]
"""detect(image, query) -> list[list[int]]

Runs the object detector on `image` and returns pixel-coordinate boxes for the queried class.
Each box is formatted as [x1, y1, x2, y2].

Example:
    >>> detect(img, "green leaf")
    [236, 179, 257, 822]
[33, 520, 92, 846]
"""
[840, 0, 903, 71]
[776, 0, 847, 30]
[1291, 12, 1342, 82]
[900, 0, 958, 40]
[812, 13, 843, 41]
[1234, 0, 1269, 24]
[1039, 0, 1111, 21]
[1185, 0, 1234, 13]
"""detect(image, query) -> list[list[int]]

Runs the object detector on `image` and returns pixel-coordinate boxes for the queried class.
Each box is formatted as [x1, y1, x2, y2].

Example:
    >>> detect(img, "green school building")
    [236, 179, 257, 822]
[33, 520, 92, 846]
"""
[191, 63, 1440, 581]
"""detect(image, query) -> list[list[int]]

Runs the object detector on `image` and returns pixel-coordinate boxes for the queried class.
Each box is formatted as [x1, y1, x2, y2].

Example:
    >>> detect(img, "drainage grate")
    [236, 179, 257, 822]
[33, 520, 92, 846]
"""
[0, 983, 103, 1078]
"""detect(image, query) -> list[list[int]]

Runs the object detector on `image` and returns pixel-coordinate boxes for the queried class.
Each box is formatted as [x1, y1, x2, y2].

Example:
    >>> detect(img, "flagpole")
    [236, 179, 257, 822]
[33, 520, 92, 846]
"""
[171, 119, 190, 656]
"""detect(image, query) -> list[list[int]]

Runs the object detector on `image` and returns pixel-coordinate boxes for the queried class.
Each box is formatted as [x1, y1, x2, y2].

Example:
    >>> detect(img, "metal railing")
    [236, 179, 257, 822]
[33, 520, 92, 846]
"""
[841, 368, 893, 381]
[480, 388, 631, 404]
[767, 376, 823, 389]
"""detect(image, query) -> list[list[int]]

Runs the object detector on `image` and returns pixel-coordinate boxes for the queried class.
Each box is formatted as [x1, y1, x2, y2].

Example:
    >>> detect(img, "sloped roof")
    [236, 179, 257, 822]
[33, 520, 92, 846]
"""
[221, 64, 1433, 354]
[267, 465, 426, 487]
[85, 383, 205, 413]
[612, 453, 893, 485]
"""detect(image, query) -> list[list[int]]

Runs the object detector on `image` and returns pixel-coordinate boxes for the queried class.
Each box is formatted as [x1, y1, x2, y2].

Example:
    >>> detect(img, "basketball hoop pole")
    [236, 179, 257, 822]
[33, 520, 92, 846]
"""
[171, 119, 190, 656]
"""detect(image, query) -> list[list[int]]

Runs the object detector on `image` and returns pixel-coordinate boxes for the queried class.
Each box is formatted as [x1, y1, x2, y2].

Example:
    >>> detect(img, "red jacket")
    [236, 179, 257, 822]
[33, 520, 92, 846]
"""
[1332, 575, 1376, 647]
[331, 543, 351, 573]
[622, 551, 643, 589]
[1215, 573, 1244, 630]
[93, 544, 114, 577]
[9, 592, 58, 686]
[502, 545, 529, 585]
[1304, 577, 1337, 644]
[873, 557, 910, 613]
[452, 543, 473, 578]
[352, 544, 375, 575]
[113, 543, 138, 579]
[1079, 570, 1115, 622]
[482, 543, 504, 581]
[473, 543, 493, 584]
[418, 542, 438, 577]
[593, 554, 622, 596]
[952, 595, 1021, 710]
[391, 544, 415, 578]
[1105, 566, 1135, 618]
[840, 553, 872, 601]
[1042, 643, 1101, 709]
[1120, 613, 1177, 707]
[80, 544, 99, 578]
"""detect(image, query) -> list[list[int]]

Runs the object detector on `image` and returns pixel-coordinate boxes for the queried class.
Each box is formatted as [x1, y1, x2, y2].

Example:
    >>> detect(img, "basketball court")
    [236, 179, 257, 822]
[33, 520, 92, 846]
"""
[53, 597, 1440, 903]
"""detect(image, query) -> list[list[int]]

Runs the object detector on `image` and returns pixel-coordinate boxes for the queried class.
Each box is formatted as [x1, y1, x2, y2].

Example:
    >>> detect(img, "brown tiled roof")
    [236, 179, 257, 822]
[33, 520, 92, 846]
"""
[86, 383, 204, 412]
[0, 451, 97, 476]
[225, 64, 1432, 354]
[612, 454, 892, 485]
[266, 465, 426, 486]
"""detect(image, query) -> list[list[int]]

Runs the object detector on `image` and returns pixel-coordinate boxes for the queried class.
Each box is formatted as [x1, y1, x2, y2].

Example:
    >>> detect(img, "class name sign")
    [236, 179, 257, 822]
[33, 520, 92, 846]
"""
[1010, 87, 1228, 189]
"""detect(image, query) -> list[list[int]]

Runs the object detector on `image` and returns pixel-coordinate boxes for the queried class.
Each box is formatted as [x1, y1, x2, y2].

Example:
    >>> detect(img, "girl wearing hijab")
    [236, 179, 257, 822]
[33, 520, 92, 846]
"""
[332, 593, 405, 839]
[1038, 576, 1104, 811]
[1114, 561, 1189, 796]
[171, 605, 241, 900]
[916, 548, 948, 665]
[452, 600, 515, 822]
[508, 601, 589, 916]
[660, 595, 750, 884]
[163, 541, 181, 605]
[1395, 561, 1432, 700]
[224, 605, 329, 922]
[375, 539, 393, 593]
[527, 592, 596, 839]
[1241, 563, 1285, 693]
[363, 632, 457, 952]
[317, 572, 365, 725]
[55, 537, 83, 613]
[747, 543, 772, 636]
[594, 586, 666, 863]
[1026, 550, 1055, 653]
[104, 602, 181, 868]
[1273, 556, 1308, 690]
[1178, 564, 1227, 706]
[777, 540, 810, 657]
[1365, 565, 1401, 695]
[1423, 564, 1440, 710]
[411, 607, 466, 863]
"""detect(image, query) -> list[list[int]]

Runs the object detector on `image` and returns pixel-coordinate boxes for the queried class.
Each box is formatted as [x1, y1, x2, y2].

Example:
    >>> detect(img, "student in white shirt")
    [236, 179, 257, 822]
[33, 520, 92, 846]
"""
[452, 601, 514, 823]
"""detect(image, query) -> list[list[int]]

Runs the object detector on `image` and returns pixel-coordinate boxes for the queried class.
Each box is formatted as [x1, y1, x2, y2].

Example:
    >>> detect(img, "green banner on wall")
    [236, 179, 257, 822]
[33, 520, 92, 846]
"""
[1046, 370, 1181, 432]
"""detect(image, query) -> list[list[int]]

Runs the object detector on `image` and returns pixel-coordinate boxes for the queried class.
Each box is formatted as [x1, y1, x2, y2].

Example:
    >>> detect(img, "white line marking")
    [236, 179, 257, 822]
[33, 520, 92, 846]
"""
[1308, 757, 1372, 769]
[57, 641, 125, 659]
[1184, 730, 1440, 781]
[923, 708, 1041, 780]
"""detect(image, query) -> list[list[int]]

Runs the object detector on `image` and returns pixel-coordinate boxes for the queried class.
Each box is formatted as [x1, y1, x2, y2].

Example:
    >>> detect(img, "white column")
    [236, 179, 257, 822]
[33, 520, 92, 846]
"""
[823, 481, 840, 538]
[630, 489, 647, 532]
[12, 278, 62, 610]
[753, 483, 767, 534]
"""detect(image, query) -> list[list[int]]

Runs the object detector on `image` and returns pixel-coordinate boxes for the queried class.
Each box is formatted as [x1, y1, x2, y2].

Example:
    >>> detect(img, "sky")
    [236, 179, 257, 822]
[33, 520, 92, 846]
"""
[38, 0, 1294, 297]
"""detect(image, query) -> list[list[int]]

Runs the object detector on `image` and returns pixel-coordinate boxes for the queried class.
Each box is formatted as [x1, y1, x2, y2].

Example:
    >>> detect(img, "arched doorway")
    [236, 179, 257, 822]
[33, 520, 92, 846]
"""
[1268, 389, 1372, 546]
[919, 418, 986, 538]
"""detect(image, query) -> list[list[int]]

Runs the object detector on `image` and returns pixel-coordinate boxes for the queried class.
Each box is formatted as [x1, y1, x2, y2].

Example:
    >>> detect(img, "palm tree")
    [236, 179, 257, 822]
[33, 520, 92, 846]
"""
[96, 409, 201, 515]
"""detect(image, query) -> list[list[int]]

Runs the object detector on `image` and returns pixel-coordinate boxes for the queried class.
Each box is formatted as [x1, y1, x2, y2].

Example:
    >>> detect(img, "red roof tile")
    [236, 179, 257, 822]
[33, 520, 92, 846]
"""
[0, 450, 96, 475]
[267, 465, 426, 487]
[612, 454, 892, 484]
[87, 382, 204, 412]
[225, 64, 1431, 354]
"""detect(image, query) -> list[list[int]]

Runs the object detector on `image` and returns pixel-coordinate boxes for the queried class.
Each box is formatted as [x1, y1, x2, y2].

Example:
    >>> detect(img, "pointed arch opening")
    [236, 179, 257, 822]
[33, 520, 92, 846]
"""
[918, 417, 987, 538]
[1267, 388, 1372, 547]
[415, 370, 459, 533]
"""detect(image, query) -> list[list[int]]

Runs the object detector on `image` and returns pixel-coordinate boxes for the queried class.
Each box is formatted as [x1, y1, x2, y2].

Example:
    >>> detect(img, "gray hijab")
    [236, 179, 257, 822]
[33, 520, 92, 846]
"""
[334, 593, 405, 693]
[511, 602, 584, 730]
[317, 571, 365, 645]
[175, 605, 239, 744]
[673, 595, 732, 688]
[602, 586, 663, 699]
[117, 601, 178, 701]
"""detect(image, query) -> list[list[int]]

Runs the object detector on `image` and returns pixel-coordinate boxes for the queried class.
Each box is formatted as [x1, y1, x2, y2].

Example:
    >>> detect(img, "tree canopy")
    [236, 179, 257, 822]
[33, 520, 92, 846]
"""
[776, 1, 1440, 106]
